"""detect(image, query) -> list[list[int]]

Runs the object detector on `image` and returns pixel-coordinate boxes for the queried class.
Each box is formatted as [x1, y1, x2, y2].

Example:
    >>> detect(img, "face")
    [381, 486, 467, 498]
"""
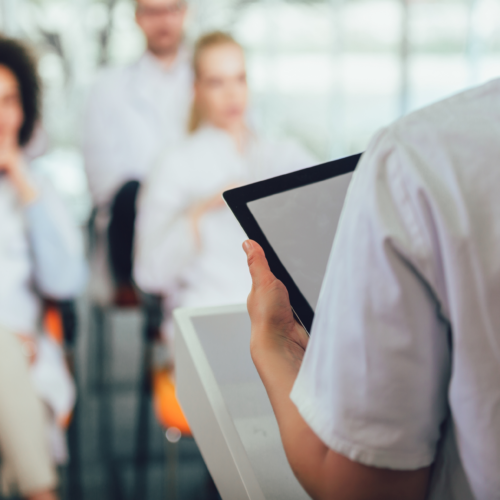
[195, 44, 248, 132]
[136, 0, 187, 57]
[0, 65, 23, 147]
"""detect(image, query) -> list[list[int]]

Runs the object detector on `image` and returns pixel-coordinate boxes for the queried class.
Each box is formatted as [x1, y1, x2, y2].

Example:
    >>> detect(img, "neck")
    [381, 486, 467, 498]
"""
[148, 45, 180, 70]
[225, 122, 248, 153]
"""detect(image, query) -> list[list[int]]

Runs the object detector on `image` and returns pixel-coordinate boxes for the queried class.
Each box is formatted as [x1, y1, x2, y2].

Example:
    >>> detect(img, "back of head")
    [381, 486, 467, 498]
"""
[0, 38, 40, 146]
[189, 31, 243, 133]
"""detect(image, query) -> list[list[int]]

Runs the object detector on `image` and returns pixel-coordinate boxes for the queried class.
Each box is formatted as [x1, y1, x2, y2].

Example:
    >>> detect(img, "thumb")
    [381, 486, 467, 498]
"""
[243, 240, 274, 289]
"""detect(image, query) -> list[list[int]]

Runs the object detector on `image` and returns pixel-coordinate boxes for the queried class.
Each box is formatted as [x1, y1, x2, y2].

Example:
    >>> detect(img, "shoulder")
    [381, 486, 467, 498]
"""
[358, 79, 500, 180]
[164, 130, 213, 165]
[146, 131, 213, 185]
[273, 137, 315, 162]
[168, 127, 235, 168]
[252, 134, 317, 175]
[391, 79, 500, 153]
[89, 67, 124, 94]
[144, 128, 239, 200]
[87, 60, 140, 101]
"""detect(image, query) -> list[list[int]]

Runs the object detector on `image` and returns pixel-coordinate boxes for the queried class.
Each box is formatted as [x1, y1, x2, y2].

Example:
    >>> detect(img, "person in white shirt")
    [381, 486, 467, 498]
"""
[83, 0, 192, 305]
[134, 32, 314, 342]
[0, 39, 86, 500]
[242, 79, 500, 499]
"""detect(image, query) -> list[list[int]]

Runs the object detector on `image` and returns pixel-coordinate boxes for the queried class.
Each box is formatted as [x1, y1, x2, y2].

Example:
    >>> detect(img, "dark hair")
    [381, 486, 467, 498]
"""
[0, 38, 40, 146]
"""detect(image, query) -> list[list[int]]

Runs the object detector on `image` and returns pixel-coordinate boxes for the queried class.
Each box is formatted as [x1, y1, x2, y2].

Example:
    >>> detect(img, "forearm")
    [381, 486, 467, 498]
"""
[134, 213, 198, 293]
[252, 335, 431, 500]
[27, 196, 86, 297]
[251, 335, 330, 499]
[245, 241, 431, 500]
[8, 161, 38, 204]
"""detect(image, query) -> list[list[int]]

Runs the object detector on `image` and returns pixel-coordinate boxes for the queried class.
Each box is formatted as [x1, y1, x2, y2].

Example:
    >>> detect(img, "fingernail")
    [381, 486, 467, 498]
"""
[243, 240, 253, 254]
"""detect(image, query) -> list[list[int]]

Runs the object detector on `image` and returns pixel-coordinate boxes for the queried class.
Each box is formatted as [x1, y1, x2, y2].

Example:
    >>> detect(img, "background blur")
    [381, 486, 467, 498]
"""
[1, 0, 500, 225]
[1, 1, 500, 499]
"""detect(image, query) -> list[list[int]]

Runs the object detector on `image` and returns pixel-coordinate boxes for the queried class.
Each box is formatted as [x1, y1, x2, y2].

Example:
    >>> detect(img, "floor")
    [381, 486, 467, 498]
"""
[58, 303, 220, 500]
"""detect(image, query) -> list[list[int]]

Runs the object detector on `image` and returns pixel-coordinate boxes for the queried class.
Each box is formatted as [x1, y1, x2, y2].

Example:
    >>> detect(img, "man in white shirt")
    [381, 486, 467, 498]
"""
[83, 0, 192, 304]
[242, 79, 500, 499]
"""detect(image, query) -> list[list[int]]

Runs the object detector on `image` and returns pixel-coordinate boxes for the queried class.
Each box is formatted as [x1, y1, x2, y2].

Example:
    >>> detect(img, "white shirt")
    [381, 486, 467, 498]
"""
[0, 168, 86, 333]
[291, 79, 500, 499]
[134, 125, 315, 311]
[83, 49, 193, 206]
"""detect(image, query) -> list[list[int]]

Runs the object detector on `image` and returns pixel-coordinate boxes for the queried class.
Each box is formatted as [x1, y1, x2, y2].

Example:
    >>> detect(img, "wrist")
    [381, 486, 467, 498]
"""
[15, 174, 38, 205]
[250, 325, 303, 379]
[10, 160, 39, 205]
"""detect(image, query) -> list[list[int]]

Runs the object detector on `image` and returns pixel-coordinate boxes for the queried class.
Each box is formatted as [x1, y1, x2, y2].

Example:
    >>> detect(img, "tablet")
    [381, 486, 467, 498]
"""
[223, 153, 362, 334]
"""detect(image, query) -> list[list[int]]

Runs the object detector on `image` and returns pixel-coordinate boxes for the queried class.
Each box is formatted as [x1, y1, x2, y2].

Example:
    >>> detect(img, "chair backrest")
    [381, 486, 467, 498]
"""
[153, 368, 191, 436]
[43, 299, 78, 348]
[141, 292, 163, 342]
[42, 299, 78, 429]
[141, 292, 191, 436]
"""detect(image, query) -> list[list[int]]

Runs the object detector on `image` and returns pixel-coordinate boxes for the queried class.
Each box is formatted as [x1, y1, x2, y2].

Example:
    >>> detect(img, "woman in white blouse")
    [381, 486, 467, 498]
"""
[134, 32, 314, 339]
[0, 39, 86, 499]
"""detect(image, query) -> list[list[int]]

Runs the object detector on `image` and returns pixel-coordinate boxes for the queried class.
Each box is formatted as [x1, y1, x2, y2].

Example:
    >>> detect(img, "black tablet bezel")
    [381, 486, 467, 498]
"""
[223, 153, 362, 334]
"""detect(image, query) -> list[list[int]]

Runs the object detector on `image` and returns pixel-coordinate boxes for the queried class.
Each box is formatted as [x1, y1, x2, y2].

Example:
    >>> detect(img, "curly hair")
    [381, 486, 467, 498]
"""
[0, 38, 40, 146]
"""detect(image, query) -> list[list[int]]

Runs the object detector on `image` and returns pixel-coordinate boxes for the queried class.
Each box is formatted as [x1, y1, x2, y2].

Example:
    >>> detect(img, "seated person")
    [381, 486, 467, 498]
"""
[242, 79, 500, 498]
[134, 32, 314, 345]
[0, 38, 86, 499]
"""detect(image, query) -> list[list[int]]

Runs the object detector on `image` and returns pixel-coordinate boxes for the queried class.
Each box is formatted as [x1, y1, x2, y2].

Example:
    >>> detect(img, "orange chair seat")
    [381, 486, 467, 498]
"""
[43, 306, 73, 429]
[44, 306, 64, 345]
[152, 368, 191, 436]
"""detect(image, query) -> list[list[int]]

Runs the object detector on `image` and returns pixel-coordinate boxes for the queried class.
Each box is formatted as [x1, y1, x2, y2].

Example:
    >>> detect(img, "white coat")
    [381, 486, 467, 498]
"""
[291, 79, 500, 499]
[83, 49, 193, 207]
[0, 164, 86, 462]
[134, 125, 315, 335]
[83, 49, 193, 303]
[0, 168, 86, 333]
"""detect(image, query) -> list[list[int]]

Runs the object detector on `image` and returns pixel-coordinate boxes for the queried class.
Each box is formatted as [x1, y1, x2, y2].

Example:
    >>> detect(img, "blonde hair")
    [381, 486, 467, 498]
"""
[188, 31, 243, 133]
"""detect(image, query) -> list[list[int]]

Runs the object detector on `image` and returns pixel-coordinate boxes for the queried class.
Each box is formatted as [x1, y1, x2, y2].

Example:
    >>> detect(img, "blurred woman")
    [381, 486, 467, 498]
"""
[134, 32, 314, 341]
[0, 38, 86, 499]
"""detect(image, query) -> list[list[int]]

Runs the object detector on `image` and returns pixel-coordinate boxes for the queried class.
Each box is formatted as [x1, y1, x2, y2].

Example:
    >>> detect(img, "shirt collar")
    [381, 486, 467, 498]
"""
[139, 44, 191, 75]
[195, 123, 257, 157]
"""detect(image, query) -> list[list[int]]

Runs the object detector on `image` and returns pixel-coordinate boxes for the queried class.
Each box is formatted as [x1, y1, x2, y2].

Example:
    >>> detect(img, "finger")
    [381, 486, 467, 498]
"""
[242, 240, 275, 289]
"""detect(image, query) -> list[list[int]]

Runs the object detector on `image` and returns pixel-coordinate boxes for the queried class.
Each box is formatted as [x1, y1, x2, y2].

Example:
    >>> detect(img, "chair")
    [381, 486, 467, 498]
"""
[152, 367, 192, 500]
[87, 209, 141, 500]
[133, 294, 192, 500]
[0, 300, 80, 500]
[43, 299, 82, 500]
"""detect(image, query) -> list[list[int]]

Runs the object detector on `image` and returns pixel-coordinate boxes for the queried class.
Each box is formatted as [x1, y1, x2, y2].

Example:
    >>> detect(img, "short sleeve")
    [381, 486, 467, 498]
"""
[290, 128, 451, 470]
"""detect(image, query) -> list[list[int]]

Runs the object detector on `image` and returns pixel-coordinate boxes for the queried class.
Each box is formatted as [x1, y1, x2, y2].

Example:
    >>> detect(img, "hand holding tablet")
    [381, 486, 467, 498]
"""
[224, 153, 361, 333]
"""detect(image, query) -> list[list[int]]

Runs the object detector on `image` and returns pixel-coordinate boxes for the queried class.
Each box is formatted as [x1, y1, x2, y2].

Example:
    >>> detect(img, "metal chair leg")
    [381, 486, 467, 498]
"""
[133, 338, 152, 500]
[166, 438, 179, 500]
[93, 307, 124, 500]
[66, 371, 83, 500]
[94, 306, 105, 393]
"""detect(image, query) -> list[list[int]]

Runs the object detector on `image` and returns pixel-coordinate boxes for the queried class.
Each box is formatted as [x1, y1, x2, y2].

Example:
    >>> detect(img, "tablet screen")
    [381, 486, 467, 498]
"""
[224, 152, 361, 332]
[247, 172, 353, 311]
